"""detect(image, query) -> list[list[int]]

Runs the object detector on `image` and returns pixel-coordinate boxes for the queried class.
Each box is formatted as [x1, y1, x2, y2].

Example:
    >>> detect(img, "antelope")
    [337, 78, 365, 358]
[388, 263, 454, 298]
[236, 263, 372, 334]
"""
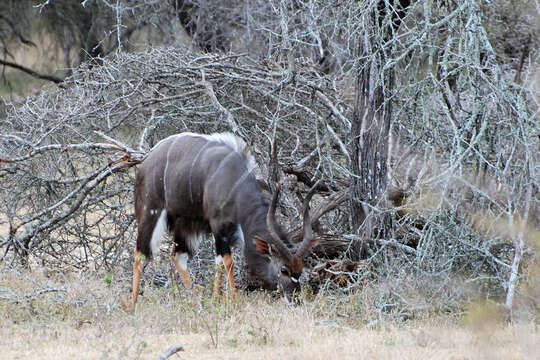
[131, 132, 317, 311]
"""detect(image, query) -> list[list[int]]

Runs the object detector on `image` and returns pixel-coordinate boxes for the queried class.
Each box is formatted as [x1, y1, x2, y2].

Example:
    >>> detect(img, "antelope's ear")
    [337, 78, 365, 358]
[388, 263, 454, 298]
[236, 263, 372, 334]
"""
[253, 236, 272, 256]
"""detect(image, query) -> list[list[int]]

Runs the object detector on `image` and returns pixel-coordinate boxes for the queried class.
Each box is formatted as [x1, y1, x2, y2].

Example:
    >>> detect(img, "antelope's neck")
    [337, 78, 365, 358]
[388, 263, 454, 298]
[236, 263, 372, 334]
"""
[235, 190, 270, 244]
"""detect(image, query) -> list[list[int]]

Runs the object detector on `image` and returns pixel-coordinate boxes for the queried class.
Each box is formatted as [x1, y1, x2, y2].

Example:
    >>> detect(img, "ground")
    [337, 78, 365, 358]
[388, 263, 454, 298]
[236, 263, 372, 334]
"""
[0, 266, 538, 360]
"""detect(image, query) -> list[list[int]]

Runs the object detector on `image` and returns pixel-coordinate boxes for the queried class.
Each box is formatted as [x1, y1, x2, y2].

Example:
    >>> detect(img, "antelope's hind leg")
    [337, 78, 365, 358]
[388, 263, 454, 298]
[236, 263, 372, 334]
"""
[131, 248, 145, 312]
[131, 209, 167, 312]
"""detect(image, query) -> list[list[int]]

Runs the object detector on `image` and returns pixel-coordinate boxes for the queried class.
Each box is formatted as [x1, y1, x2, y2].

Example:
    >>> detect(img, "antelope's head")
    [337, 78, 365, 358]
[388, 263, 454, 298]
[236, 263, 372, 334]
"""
[253, 182, 318, 302]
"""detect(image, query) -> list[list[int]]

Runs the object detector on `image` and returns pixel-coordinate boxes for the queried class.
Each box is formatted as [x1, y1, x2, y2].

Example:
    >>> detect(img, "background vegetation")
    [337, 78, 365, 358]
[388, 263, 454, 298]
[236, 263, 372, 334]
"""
[0, 2, 538, 356]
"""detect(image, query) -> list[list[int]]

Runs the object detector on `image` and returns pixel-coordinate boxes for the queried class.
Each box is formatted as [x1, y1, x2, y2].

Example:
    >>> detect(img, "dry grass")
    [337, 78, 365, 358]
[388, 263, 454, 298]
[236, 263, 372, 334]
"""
[0, 265, 538, 360]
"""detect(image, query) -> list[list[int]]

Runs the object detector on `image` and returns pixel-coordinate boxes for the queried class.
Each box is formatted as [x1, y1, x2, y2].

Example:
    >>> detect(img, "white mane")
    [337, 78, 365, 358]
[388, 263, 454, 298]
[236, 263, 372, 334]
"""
[205, 132, 257, 173]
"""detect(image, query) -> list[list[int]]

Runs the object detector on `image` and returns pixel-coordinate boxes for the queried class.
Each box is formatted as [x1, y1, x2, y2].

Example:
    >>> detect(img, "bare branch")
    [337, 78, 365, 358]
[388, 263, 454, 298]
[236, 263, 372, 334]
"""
[0, 59, 64, 84]
[157, 344, 184, 360]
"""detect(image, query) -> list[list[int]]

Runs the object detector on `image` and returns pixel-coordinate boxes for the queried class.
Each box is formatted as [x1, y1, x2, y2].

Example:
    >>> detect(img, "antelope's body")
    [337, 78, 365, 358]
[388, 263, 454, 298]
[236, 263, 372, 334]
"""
[131, 132, 315, 311]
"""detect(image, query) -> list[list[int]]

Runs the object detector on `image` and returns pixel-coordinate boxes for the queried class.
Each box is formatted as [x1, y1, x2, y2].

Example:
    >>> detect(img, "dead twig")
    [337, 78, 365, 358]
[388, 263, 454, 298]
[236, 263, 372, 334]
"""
[200, 69, 243, 138]
[0, 59, 64, 83]
[157, 344, 184, 360]
[288, 189, 349, 242]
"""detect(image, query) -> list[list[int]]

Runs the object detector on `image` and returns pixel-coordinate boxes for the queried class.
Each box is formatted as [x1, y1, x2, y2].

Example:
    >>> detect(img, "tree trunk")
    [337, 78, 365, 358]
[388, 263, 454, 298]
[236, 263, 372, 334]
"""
[350, 1, 408, 258]
[350, 57, 393, 251]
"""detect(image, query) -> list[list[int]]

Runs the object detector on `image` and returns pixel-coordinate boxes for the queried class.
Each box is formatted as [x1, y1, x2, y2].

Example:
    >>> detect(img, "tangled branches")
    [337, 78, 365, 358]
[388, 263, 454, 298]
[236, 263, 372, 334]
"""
[0, 0, 538, 311]
[0, 48, 350, 270]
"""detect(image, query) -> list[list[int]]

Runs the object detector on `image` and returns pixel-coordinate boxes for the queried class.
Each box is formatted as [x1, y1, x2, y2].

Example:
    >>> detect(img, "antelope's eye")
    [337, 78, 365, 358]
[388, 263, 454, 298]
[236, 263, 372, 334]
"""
[281, 266, 290, 276]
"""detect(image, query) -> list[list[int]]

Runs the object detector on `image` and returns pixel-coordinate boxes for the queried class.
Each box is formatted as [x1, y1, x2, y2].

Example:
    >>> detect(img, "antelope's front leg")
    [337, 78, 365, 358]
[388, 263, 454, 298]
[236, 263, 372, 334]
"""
[212, 254, 236, 297]
[213, 224, 238, 298]
[171, 248, 194, 291]
[223, 254, 236, 295]
[213, 256, 224, 297]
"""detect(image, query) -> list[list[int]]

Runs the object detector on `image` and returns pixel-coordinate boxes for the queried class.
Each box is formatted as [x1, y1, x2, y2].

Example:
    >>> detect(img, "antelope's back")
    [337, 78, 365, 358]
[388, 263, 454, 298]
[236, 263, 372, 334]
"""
[136, 132, 256, 220]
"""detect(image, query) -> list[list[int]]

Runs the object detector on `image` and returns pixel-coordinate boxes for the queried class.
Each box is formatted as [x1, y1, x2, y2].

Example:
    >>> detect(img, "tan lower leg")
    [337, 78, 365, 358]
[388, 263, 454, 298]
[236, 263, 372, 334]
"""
[223, 254, 236, 296]
[171, 250, 193, 291]
[213, 263, 224, 297]
[131, 249, 144, 312]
